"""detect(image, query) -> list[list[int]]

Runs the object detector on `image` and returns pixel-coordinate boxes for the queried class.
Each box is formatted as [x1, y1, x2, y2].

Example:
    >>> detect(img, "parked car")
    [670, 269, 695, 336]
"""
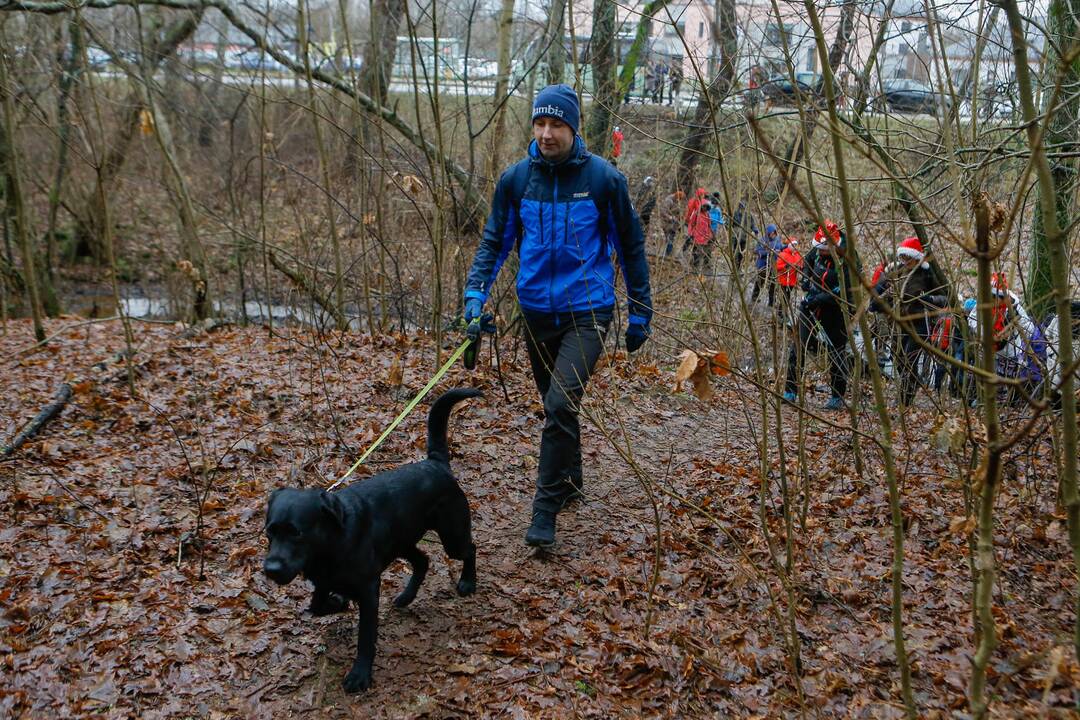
[763, 71, 812, 103]
[85, 47, 111, 69]
[761, 71, 838, 105]
[456, 57, 499, 80]
[879, 78, 950, 116]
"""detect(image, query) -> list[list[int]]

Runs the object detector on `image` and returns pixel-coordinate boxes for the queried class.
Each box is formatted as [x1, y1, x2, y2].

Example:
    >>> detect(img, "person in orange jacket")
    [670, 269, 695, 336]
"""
[775, 237, 803, 313]
[611, 126, 624, 164]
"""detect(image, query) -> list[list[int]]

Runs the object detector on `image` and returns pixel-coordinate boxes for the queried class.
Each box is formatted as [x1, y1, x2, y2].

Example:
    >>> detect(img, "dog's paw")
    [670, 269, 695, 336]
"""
[342, 665, 372, 693]
[456, 578, 476, 597]
[309, 592, 349, 616]
[392, 590, 417, 608]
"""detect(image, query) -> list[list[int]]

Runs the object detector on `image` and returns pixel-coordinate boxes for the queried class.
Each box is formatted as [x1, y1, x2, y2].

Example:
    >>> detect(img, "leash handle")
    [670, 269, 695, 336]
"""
[327, 338, 472, 491]
[463, 313, 496, 370]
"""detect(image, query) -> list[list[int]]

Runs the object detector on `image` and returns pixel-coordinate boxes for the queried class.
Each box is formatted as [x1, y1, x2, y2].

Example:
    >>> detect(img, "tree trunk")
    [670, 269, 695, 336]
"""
[359, 0, 405, 113]
[196, 16, 228, 148]
[488, 0, 516, 178]
[1028, 0, 1079, 320]
[1001, 0, 1080, 669]
[585, 0, 617, 155]
[73, 11, 200, 262]
[676, 0, 736, 191]
[298, 0, 346, 329]
[0, 36, 45, 341]
[615, 0, 671, 100]
[132, 7, 210, 321]
[544, 0, 568, 85]
[968, 195, 1004, 720]
[46, 19, 82, 284]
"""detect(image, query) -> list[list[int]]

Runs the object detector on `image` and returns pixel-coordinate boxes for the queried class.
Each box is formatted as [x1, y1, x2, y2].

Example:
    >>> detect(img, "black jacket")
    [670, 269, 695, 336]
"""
[872, 262, 947, 317]
[801, 241, 855, 311]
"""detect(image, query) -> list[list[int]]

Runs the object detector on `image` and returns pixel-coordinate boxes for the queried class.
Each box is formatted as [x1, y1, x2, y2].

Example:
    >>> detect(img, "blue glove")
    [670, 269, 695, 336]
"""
[464, 298, 483, 324]
[625, 322, 649, 353]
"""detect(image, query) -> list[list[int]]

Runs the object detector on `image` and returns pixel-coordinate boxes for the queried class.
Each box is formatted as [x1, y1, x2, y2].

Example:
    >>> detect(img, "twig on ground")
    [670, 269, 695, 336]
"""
[2, 383, 72, 457]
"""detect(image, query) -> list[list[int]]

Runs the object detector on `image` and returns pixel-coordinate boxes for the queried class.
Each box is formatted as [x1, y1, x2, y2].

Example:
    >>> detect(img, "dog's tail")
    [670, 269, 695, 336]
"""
[427, 388, 483, 464]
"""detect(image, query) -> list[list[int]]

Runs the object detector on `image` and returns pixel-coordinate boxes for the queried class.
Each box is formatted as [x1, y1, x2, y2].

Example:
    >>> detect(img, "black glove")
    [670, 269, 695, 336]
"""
[625, 322, 650, 353]
[801, 293, 822, 312]
[466, 312, 496, 342]
[463, 312, 496, 370]
[924, 294, 948, 309]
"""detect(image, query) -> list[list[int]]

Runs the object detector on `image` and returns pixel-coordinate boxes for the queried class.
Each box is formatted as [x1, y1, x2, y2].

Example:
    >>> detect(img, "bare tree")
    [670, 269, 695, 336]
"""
[585, 0, 617, 155]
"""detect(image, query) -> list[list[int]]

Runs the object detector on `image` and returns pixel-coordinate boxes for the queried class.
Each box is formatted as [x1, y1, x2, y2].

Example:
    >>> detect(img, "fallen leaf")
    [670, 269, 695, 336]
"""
[447, 663, 479, 675]
[674, 350, 713, 401]
[949, 515, 976, 535]
[388, 354, 403, 387]
[710, 351, 731, 376]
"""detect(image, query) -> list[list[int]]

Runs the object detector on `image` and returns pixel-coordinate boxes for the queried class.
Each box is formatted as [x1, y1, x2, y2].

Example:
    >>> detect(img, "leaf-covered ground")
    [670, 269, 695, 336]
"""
[0, 319, 1076, 718]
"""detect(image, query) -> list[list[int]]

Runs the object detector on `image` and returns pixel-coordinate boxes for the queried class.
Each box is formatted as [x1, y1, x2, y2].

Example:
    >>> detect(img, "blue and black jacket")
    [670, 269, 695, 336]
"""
[465, 137, 652, 327]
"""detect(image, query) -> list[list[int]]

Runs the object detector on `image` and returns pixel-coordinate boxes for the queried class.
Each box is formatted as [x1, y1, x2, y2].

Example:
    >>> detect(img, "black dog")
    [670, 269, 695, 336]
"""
[263, 388, 482, 692]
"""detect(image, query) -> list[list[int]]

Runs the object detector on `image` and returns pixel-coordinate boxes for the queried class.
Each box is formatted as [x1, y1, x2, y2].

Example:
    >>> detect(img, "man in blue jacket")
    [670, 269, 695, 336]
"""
[463, 84, 653, 548]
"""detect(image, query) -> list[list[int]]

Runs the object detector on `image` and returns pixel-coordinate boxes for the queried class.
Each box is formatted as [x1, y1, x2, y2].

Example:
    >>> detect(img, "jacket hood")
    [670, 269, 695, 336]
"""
[528, 136, 590, 169]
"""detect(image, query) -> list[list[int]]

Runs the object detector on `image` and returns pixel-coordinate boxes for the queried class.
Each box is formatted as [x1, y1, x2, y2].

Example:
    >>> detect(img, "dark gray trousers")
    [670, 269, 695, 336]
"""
[523, 313, 611, 515]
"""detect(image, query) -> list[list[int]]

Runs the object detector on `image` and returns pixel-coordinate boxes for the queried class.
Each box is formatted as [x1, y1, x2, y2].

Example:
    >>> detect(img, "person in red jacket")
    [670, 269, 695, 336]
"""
[689, 201, 714, 269]
[775, 237, 803, 314]
[682, 187, 707, 254]
[684, 187, 706, 225]
[611, 126, 624, 165]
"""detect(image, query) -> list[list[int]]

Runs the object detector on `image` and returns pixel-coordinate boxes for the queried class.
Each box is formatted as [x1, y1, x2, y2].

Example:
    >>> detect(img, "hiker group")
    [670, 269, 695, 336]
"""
[642, 60, 684, 105]
[657, 190, 1073, 411]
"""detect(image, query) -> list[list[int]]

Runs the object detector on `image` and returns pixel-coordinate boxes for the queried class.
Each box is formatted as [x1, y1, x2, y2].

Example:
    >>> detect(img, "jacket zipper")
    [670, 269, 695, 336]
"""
[550, 172, 558, 321]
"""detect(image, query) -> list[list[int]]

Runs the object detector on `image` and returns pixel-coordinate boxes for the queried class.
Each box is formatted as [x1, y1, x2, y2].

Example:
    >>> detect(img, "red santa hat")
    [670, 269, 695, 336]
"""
[896, 236, 929, 268]
[990, 272, 1009, 298]
[813, 220, 841, 248]
[896, 236, 924, 260]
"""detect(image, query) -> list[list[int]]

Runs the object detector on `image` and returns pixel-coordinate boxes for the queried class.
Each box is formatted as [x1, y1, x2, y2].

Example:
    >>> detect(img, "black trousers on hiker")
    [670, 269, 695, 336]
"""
[751, 266, 775, 306]
[785, 303, 850, 398]
[523, 311, 610, 515]
[896, 315, 931, 406]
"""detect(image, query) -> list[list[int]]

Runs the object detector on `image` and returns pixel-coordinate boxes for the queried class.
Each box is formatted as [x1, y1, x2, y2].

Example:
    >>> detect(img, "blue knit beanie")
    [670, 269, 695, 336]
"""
[532, 84, 580, 135]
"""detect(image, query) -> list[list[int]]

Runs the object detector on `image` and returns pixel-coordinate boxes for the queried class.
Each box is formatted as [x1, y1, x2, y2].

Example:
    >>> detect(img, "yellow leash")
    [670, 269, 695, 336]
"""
[327, 338, 472, 491]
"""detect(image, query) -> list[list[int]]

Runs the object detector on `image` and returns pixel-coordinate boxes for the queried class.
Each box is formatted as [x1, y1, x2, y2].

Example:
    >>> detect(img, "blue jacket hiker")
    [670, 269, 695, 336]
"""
[463, 84, 653, 548]
[751, 223, 784, 306]
[708, 204, 725, 233]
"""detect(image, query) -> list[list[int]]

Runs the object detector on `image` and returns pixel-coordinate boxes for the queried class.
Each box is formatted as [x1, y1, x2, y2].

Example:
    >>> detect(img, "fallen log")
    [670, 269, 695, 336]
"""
[2, 383, 73, 457]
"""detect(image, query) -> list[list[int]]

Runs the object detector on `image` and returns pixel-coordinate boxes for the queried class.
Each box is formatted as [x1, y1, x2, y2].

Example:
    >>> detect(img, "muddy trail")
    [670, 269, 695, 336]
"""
[0, 319, 1075, 718]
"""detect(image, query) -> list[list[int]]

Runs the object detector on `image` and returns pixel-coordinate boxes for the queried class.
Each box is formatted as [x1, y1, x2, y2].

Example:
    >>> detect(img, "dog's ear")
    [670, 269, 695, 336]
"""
[266, 488, 286, 526]
[319, 490, 345, 531]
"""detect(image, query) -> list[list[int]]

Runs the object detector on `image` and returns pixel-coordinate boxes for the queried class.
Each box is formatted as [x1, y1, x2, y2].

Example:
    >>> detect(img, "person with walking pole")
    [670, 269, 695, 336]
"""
[463, 84, 653, 548]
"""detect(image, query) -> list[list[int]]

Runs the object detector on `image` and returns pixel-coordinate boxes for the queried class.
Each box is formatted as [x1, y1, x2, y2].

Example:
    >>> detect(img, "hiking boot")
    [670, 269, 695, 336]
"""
[824, 396, 845, 411]
[525, 511, 556, 548]
[782, 391, 797, 404]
